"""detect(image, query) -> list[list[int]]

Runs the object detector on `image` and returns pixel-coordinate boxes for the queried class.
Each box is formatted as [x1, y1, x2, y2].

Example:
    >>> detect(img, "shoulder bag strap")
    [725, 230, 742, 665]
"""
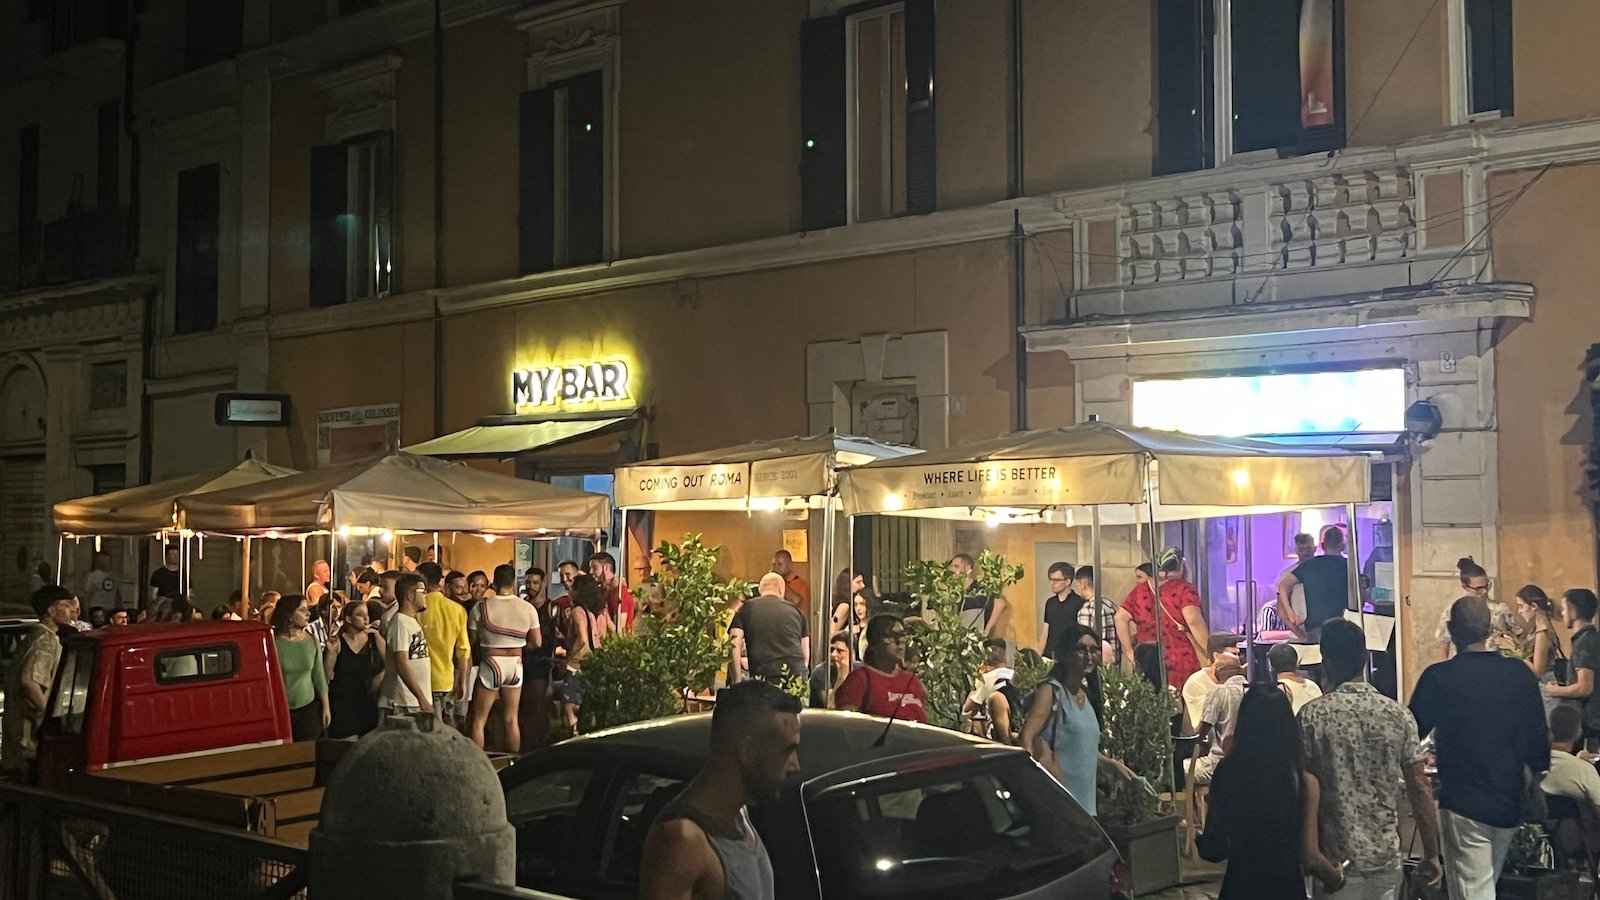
[1158, 592, 1211, 662]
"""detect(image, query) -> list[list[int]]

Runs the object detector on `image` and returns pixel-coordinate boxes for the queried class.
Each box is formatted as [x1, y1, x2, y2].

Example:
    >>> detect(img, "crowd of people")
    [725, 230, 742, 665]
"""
[21, 527, 1600, 900]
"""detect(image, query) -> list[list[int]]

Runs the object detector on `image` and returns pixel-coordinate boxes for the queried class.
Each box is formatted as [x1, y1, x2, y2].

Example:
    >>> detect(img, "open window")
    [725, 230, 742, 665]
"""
[310, 132, 395, 307]
[1156, 0, 1345, 174]
[1451, 0, 1513, 122]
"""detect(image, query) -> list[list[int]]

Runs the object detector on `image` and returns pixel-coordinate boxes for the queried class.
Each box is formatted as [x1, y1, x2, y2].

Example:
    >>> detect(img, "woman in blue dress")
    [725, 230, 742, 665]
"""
[1020, 623, 1133, 816]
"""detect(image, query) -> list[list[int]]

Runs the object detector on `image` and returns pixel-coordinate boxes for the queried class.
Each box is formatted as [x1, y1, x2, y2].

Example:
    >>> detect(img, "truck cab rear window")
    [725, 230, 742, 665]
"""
[155, 645, 237, 683]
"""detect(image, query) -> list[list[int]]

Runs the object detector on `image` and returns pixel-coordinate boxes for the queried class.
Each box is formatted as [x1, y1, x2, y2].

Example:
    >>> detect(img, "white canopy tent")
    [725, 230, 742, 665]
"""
[178, 452, 612, 537]
[838, 421, 1374, 813]
[51, 458, 300, 609]
[839, 420, 1374, 672]
[615, 433, 921, 650]
[178, 453, 612, 607]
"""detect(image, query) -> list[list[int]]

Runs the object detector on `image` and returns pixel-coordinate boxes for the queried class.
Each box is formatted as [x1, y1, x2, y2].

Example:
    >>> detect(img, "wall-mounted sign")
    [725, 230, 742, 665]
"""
[318, 403, 400, 466]
[512, 361, 630, 411]
[215, 392, 291, 427]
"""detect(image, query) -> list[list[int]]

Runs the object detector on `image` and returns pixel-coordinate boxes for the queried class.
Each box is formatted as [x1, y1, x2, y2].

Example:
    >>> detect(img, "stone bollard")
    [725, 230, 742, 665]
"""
[310, 714, 515, 899]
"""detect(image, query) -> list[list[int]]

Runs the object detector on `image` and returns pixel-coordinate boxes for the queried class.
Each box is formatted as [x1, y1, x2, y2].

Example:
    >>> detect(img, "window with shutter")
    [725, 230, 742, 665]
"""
[174, 163, 220, 334]
[1156, 0, 1343, 172]
[517, 71, 607, 274]
[801, 15, 847, 231]
[1460, 0, 1513, 119]
[519, 88, 555, 275]
[309, 132, 394, 306]
[18, 125, 40, 266]
[97, 100, 119, 211]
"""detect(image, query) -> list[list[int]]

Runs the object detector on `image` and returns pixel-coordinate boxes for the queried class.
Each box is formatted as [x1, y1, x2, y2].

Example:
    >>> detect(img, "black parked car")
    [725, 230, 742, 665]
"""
[498, 709, 1122, 899]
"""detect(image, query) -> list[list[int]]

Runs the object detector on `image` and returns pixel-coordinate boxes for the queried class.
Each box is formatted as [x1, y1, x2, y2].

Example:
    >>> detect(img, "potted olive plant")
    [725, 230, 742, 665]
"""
[1096, 664, 1182, 896]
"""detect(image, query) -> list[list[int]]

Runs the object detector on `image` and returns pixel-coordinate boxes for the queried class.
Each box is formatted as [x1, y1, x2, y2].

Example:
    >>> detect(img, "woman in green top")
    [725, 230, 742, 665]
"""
[271, 594, 330, 742]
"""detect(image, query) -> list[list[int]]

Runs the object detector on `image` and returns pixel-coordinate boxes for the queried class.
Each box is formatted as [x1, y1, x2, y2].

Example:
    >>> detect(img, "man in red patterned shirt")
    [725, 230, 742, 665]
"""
[1115, 548, 1211, 689]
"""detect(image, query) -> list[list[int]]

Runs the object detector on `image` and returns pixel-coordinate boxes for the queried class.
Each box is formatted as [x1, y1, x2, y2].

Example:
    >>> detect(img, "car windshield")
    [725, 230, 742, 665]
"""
[808, 754, 1111, 899]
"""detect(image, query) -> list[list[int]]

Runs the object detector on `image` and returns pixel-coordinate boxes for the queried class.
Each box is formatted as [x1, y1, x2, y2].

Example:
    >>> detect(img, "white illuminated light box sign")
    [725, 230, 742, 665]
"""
[1132, 369, 1406, 437]
[511, 361, 630, 409]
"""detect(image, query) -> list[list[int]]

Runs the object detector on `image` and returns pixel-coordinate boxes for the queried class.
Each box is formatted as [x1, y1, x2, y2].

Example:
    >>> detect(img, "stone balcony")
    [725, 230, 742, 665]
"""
[1031, 117, 1600, 327]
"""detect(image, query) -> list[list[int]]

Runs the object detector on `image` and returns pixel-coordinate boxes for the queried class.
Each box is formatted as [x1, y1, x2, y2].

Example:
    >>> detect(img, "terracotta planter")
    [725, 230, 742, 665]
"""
[1103, 814, 1181, 897]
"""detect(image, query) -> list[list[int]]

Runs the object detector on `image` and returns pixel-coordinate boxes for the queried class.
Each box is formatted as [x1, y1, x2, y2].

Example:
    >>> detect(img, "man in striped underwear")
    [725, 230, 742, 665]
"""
[465, 564, 541, 753]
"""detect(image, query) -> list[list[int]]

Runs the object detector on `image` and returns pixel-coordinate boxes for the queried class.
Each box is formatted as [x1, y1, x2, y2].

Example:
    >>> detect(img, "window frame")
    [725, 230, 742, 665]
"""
[843, 2, 907, 225]
[341, 132, 394, 302]
[1212, 0, 1345, 166]
[514, 1, 622, 266]
[1447, 0, 1512, 124]
[153, 643, 239, 686]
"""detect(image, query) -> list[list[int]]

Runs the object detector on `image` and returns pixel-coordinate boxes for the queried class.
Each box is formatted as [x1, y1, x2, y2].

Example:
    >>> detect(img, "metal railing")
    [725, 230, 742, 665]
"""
[0, 782, 308, 900]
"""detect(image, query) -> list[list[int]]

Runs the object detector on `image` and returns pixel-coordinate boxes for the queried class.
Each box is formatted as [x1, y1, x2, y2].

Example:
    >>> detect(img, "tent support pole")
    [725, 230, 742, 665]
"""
[1345, 502, 1367, 677]
[1243, 514, 1255, 678]
[1090, 507, 1103, 663]
[1142, 462, 1179, 845]
[819, 498, 835, 693]
[55, 535, 63, 592]
[240, 537, 251, 618]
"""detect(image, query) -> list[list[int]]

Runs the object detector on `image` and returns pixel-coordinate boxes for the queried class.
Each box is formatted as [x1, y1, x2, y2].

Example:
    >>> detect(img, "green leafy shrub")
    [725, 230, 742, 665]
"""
[1095, 663, 1175, 829]
[903, 550, 1024, 729]
[577, 534, 748, 732]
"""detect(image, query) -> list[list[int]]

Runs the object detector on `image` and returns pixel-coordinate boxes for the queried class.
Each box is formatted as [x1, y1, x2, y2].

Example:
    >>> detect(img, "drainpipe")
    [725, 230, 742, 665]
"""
[126, 0, 154, 602]
[1008, 0, 1023, 199]
[432, 0, 446, 436]
[1009, 1, 1028, 432]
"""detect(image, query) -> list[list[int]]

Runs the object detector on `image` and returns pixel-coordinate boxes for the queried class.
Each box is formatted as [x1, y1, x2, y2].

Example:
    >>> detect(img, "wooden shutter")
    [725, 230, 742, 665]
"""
[97, 100, 119, 211]
[904, 0, 936, 215]
[518, 87, 555, 274]
[565, 70, 605, 266]
[800, 15, 846, 231]
[1154, 0, 1213, 175]
[175, 163, 220, 333]
[309, 144, 348, 308]
[1466, 0, 1514, 116]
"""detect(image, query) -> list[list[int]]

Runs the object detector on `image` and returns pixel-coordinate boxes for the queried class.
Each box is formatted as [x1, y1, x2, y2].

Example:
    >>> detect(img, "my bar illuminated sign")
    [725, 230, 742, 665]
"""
[511, 361, 630, 409]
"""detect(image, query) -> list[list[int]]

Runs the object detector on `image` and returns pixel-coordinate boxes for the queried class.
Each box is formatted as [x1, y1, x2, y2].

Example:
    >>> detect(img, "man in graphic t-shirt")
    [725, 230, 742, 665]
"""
[380, 573, 433, 715]
[81, 551, 121, 614]
[1276, 526, 1351, 641]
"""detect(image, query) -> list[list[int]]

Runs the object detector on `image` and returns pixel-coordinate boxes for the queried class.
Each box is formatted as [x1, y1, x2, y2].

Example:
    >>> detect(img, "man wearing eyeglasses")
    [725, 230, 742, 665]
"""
[833, 614, 927, 723]
[1040, 561, 1078, 657]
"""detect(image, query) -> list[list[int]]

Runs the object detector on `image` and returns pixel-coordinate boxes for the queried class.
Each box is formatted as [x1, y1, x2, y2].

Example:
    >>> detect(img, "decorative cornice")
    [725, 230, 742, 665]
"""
[267, 290, 437, 339]
[1022, 282, 1535, 358]
[234, 0, 524, 81]
[0, 276, 153, 353]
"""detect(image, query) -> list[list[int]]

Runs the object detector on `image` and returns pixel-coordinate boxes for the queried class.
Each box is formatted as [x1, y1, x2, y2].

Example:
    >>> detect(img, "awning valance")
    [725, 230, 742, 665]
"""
[404, 416, 632, 459]
[839, 422, 1369, 518]
[615, 434, 919, 510]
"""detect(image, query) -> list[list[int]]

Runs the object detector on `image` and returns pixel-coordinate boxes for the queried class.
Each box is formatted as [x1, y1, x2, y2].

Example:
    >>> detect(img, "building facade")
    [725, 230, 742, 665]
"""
[0, 1, 151, 608]
[7, 0, 1600, 690]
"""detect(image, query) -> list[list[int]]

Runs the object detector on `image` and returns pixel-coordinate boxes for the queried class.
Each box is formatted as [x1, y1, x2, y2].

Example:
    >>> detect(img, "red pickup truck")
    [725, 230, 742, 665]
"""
[32, 620, 335, 843]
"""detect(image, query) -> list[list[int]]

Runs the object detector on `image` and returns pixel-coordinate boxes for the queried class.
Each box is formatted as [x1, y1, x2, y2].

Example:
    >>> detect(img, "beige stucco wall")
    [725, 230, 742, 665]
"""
[1493, 163, 1600, 594]
[1344, 0, 1447, 147]
[1022, 0, 1154, 195]
[619, 0, 805, 256]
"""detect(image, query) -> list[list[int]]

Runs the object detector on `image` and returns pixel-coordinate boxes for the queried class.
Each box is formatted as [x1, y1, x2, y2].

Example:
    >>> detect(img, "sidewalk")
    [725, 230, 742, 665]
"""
[1142, 859, 1222, 900]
